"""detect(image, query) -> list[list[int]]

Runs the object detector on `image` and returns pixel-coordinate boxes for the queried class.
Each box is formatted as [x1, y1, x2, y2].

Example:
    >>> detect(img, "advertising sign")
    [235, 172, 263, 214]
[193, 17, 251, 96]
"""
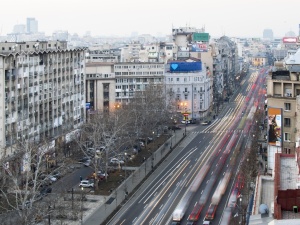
[267, 107, 282, 147]
[170, 62, 202, 72]
[282, 37, 297, 43]
[193, 33, 209, 42]
[86, 102, 91, 109]
[191, 43, 208, 52]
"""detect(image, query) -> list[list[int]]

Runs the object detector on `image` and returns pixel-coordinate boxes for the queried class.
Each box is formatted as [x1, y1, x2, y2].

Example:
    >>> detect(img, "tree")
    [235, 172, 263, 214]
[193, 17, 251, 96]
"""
[0, 138, 64, 224]
[127, 83, 171, 147]
[73, 107, 131, 189]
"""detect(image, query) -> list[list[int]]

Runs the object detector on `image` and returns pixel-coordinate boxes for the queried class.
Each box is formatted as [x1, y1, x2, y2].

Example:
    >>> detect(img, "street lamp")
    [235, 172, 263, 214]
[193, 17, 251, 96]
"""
[124, 152, 127, 180]
[81, 187, 84, 225]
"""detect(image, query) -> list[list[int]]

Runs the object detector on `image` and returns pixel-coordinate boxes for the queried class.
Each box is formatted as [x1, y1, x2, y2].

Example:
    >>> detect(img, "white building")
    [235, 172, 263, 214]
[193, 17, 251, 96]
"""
[114, 62, 165, 104]
[165, 59, 211, 121]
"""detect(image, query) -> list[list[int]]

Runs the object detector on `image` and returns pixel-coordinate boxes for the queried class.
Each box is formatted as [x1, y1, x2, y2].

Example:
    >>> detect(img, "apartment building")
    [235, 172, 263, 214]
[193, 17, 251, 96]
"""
[114, 62, 165, 104]
[266, 57, 300, 176]
[0, 41, 86, 159]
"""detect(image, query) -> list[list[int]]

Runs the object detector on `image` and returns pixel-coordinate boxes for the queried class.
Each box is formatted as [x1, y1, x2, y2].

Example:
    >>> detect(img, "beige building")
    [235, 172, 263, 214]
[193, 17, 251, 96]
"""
[266, 64, 299, 155]
[85, 62, 116, 113]
[0, 41, 86, 159]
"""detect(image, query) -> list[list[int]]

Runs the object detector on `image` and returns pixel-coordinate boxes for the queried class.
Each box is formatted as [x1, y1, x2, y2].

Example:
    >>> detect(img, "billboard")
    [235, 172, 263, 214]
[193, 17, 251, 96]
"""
[170, 62, 202, 72]
[193, 33, 209, 42]
[267, 107, 282, 146]
[191, 43, 208, 52]
[282, 37, 297, 43]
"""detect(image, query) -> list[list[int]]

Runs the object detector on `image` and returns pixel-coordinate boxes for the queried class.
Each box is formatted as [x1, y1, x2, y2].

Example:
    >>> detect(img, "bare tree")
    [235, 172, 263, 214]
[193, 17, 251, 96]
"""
[127, 83, 171, 147]
[73, 107, 131, 190]
[0, 138, 64, 225]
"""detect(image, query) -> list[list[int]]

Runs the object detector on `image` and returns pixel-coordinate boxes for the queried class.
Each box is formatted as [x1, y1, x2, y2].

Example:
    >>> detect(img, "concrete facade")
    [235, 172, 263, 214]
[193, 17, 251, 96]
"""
[0, 41, 86, 159]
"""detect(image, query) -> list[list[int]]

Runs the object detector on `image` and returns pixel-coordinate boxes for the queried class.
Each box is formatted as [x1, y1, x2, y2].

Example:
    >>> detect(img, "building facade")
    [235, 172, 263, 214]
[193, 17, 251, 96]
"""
[85, 62, 116, 113]
[165, 60, 210, 121]
[0, 41, 86, 159]
[26, 17, 38, 34]
[114, 62, 165, 105]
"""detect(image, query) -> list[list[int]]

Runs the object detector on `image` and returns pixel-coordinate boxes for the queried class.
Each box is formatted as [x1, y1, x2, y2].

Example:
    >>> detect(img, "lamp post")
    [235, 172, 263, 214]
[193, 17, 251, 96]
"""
[124, 152, 127, 180]
[48, 205, 51, 225]
[81, 187, 84, 225]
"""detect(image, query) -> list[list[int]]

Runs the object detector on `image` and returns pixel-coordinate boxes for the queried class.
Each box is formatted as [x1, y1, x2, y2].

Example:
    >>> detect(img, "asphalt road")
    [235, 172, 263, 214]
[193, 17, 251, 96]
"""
[107, 67, 267, 225]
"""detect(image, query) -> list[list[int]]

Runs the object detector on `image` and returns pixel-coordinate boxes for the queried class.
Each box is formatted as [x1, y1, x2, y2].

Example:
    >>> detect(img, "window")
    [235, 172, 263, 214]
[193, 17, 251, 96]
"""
[185, 88, 188, 92]
[284, 118, 291, 127]
[283, 148, 291, 154]
[284, 103, 291, 111]
[284, 133, 291, 142]
[176, 78, 179, 81]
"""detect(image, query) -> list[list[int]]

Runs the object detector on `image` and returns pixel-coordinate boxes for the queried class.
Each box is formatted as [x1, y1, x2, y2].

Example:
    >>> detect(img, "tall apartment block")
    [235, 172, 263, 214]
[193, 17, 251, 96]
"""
[0, 41, 86, 159]
[26, 17, 38, 34]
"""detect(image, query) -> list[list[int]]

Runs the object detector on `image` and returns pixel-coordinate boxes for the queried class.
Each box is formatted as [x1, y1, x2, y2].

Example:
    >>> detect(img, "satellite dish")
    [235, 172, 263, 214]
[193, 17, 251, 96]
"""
[259, 204, 269, 214]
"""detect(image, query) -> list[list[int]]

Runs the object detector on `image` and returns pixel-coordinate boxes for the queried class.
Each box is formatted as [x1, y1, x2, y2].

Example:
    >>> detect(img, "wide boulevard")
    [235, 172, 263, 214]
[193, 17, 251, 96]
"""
[107, 66, 267, 225]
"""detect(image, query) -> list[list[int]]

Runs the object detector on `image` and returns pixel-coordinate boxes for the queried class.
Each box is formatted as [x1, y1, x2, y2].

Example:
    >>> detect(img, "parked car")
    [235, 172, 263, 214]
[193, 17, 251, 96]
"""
[201, 120, 211, 125]
[97, 171, 108, 180]
[40, 187, 52, 196]
[83, 159, 91, 167]
[79, 180, 94, 188]
[181, 120, 190, 124]
[18, 200, 31, 210]
[110, 158, 124, 165]
[47, 175, 57, 182]
[53, 171, 62, 179]
[78, 157, 91, 163]
[147, 137, 153, 143]
[171, 125, 181, 130]
[139, 141, 145, 147]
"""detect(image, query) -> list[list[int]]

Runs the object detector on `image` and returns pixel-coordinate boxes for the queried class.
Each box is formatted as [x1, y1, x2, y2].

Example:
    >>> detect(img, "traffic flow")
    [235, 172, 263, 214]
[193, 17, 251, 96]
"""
[107, 67, 267, 225]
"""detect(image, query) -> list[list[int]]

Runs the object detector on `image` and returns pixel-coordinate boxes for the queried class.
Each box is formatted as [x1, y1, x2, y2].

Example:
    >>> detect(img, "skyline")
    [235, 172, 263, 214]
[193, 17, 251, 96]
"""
[1, 0, 299, 38]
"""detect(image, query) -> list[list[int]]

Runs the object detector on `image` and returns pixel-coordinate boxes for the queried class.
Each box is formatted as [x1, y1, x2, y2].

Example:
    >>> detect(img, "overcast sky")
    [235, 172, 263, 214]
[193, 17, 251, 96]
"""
[1, 0, 299, 38]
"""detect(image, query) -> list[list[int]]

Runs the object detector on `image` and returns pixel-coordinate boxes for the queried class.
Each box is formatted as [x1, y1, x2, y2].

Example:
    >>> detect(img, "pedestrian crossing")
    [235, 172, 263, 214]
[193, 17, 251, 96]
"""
[191, 129, 245, 134]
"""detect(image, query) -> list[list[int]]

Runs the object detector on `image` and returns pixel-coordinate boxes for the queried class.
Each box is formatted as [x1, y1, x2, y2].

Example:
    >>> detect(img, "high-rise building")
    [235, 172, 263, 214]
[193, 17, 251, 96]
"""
[26, 17, 38, 34]
[0, 41, 86, 159]
[13, 24, 26, 34]
[263, 29, 274, 40]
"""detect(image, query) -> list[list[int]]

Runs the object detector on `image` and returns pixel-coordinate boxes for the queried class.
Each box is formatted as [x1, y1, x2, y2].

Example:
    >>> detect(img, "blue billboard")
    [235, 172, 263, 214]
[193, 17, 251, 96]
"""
[170, 62, 202, 72]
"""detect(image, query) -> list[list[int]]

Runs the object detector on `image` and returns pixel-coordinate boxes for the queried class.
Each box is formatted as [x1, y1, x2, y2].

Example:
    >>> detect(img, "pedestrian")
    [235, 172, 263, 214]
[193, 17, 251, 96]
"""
[80, 176, 82, 181]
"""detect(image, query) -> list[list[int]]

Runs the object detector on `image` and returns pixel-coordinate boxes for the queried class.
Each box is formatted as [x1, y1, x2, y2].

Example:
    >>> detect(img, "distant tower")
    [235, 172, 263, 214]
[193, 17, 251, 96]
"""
[263, 29, 273, 40]
[26, 17, 38, 34]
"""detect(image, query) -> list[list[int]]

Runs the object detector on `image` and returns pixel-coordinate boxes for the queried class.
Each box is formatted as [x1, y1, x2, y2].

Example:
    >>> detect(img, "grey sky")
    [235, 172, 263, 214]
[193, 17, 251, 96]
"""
[1, 0, 299, 38]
